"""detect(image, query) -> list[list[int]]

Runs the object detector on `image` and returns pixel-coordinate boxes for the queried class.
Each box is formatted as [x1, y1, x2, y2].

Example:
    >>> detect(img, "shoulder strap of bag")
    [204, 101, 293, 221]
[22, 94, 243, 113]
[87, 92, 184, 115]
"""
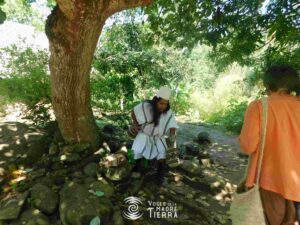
[244, 97, 268, 186]
[255, 97, 268, 185]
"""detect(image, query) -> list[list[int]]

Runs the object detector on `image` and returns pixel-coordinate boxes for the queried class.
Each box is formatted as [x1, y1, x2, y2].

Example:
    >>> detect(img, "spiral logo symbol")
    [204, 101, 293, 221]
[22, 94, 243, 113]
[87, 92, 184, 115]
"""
[122, 196, 144, 220]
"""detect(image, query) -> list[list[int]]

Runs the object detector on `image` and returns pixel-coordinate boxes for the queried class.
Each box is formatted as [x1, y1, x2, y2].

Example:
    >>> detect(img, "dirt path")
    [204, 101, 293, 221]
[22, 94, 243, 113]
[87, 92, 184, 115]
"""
[177, 121, 247, 185]
[108, 119, 249, 225]
[144, 120, 250, 224]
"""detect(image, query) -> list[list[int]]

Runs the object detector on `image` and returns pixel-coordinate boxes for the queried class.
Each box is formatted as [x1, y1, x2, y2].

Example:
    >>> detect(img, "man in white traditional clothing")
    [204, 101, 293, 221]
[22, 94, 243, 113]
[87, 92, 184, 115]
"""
[130, 86, 179, 185]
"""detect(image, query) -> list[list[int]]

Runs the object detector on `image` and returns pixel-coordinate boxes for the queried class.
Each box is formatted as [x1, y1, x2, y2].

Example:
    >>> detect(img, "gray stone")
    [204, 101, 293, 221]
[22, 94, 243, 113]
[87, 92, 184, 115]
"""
[178, 145, 186, 157]
[185, 143, 201, 156]
[59, 181, 113, 225]
[30, 169, 46, 180]
[93, 148, 109, 158]
[53, 130, 64, 143]
[84, 177, 114, 198]
[112, 210, 124, 225]
[39, 176, 56, 188]
[83, 163, 98, 177]
[52, 169, 68, 185]
[51, 156, 61, 163]
[179, 160, 203, 177]
[102, 124, 117, 134]
[61, 143, 91, 157]
[71, 171, 85, 180]
[208, 179, 226, 194]
[9, 208, 50, 225]
[73, 143, 91, 154]
[35, 155, 52, 169]
[0, 191, 29, 220]
[200, 158, 213, 167]
[197, 132, 211, 144]
[0, 168, 8, 183]
[0, 122, 49, 169]
[193, 176, 226, 194]
[31, 183, 58, 214]
[62, 145, 75, 154]
[53, 169, 68, 178]
[198, 150, 210, 160]
[22, 134, 49, 166]
[131, 172, 141, 179]
[44, 121, 58, 136]
[49, 143, 59, 156]
[165, 184, 191, 196]
[51, 162, 63, 171]
[60, 153, 81, 163]
[104, 161, 132, 181]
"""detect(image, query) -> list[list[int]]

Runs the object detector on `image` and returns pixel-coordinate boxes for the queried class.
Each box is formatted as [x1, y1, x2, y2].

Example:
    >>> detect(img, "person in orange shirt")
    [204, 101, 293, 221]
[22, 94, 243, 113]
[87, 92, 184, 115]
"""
[239, 65, 300, 225]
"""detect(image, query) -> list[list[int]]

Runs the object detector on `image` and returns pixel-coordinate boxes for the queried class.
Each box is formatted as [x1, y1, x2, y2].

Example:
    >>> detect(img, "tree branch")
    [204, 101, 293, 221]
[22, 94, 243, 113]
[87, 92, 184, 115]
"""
[55, 0, 76, 19]
[107, 0, 153, 16]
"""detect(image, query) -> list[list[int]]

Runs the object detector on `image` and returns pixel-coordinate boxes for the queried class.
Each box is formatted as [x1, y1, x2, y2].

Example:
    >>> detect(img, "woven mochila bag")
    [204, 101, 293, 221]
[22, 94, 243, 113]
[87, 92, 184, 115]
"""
[230, 97, 268, 225]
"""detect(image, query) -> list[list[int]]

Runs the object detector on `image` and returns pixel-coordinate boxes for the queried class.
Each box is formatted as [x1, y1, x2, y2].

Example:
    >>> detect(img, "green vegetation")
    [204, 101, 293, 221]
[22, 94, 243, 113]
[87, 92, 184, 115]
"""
[0, 45, 51, 125]
[0, 2, 299, 134]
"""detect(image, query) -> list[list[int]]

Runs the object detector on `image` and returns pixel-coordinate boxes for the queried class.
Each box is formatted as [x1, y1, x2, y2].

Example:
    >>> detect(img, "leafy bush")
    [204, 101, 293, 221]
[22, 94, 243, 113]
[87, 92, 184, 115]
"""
[0, 45, 51, 125]
[207, 100, 248, 134]
[92, 23, 193, 115]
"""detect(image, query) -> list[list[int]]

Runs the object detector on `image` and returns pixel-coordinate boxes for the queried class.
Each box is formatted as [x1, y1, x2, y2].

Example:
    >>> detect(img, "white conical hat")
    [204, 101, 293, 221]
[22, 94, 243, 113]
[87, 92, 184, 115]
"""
[156, 86, 171, 100]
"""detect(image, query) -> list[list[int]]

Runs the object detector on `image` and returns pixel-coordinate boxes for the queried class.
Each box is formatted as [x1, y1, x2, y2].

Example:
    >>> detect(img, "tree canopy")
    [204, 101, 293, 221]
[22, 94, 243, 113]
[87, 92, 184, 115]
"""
[0, 0, 6, 24]
[143, 0, 299, 68]
[1, 0, 299, 69]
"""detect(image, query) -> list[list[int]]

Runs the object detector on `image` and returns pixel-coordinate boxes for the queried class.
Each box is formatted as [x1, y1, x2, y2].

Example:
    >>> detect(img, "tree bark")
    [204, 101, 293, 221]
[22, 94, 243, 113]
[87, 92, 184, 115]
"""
[45, 0, 152, 150]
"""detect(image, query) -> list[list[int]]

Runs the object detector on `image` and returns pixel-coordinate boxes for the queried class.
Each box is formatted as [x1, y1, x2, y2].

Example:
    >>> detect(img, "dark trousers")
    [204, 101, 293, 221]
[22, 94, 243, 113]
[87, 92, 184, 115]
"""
[295, 202, 300, 223]
[260, 188, 297, 225]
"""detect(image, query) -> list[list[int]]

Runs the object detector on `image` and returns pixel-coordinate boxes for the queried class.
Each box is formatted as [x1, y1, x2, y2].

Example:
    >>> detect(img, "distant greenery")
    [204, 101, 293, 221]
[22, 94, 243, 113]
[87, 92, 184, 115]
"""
[0, 5, 299, 134]
[91, 21, 194, 114]
[0, 45, 51, 125]
[0, 45, 50, 105]
[207, 100, 248, 134]
[1, 0, 45, 30]
[0, 0, 6, 24]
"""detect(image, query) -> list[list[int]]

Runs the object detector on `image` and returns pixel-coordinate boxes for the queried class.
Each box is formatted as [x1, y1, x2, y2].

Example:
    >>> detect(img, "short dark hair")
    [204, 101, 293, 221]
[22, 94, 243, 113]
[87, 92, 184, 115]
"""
[263, 65, 300, 96]
[146, 96, 170, 127]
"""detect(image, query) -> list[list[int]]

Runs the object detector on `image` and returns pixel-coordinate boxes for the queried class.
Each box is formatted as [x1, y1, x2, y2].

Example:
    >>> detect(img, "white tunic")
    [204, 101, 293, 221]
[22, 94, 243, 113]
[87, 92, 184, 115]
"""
[132, 101, 179, 160]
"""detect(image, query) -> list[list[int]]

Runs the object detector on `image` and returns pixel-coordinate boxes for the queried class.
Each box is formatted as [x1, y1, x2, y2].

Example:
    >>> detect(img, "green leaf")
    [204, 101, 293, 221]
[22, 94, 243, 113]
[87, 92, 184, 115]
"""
[0, 8, 6, 24]
[89, 189, 105, 197]
[25, 168, 33, 173]
[95, 191, 105, 197]
[90, 216, 101, 225]
[0, 0, 4, 6]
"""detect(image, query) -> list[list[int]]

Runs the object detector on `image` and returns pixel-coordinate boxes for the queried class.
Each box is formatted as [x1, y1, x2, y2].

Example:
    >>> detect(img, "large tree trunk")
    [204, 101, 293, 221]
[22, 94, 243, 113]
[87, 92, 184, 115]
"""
[45, 0, 152, 150]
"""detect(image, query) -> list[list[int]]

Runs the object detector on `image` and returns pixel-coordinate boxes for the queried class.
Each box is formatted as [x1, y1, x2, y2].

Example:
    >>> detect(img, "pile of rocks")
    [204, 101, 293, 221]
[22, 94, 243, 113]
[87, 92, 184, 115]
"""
[0, 123, 233, 225]
[0, 123, 132, 225]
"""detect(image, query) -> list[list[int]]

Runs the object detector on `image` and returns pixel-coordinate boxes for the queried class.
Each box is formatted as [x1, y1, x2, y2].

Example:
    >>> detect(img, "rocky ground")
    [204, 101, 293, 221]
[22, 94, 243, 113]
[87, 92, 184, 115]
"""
[0, 109, 249, 225]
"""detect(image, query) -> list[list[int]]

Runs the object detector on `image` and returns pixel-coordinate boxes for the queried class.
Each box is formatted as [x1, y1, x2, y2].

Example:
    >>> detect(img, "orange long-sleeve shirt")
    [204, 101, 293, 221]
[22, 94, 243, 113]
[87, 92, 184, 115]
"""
[239, 92, 300, 202]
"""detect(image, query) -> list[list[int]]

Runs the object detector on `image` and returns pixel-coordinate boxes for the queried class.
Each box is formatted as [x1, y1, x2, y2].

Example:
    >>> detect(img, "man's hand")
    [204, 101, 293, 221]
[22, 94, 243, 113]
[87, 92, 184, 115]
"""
[168, 128, 177, 148]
